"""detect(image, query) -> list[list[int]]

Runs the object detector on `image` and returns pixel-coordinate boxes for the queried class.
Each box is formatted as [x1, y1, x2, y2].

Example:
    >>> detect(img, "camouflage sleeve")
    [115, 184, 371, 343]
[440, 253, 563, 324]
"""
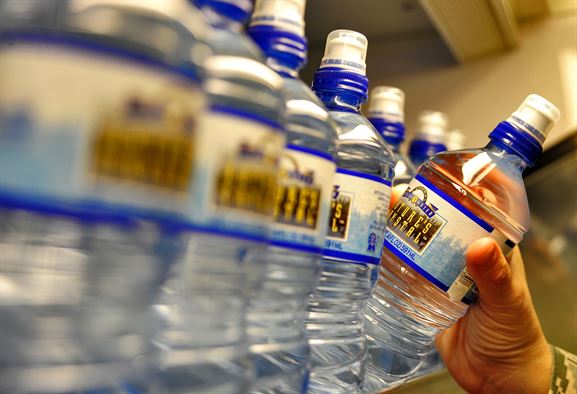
[550, 346, 577, 394]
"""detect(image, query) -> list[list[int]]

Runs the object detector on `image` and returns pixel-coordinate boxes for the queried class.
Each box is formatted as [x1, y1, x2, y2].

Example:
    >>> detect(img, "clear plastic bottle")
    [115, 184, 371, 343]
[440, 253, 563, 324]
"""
[0, 1, 208, 392]
[408, 110, 449, 168]
[148, 2, 287, 393]
[408, 129, 465, 381]
[363, 86, 416, 391]
[246, 1, 337, 392]
[367, 86, 416, 188]
[194, 0, 264, 60]
[308, 30, 396, 393]
[366, 95, 560, 388]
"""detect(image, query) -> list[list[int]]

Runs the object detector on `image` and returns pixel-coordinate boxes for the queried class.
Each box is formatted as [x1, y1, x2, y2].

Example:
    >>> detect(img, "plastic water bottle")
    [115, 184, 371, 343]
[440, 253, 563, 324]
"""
[363, 86, 416, 391]
[406, 129, 464, 381]
[417, 125, 466, 377]
[365, 94, 560, 388]
[408, 110, 449, 168]
[194, 0, 264, 60]
[246, 1, 337, 392]
[148, 2, 287, 393]
[367, 86, 416, 188]
[446, 129, 467, 151]
[0, 1, 208, 392]
[308, 30, 396, 393]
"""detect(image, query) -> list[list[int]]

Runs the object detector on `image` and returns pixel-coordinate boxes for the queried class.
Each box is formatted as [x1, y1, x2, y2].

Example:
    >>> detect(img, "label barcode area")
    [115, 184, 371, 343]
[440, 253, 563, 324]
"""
[447, 267, 476, 303]
[456, 268, 474, 288]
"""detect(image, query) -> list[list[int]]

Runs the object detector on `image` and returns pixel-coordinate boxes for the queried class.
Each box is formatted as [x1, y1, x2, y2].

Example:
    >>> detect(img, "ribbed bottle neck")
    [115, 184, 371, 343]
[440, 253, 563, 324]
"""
[312, 67, 368, 113]
[484, 140, 529, 172]
[314, 90, 362, 113]
[247, 25, 306, 79]
[488, 121, 543, 167]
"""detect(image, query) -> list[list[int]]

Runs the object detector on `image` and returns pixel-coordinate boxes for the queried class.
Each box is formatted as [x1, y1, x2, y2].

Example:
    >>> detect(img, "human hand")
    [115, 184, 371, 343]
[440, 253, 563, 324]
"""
[435, 239, 552, 394]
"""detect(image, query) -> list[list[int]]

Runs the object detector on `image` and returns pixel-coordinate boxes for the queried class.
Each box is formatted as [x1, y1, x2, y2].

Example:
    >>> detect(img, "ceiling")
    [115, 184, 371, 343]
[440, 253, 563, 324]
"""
[303, 0, 437, 49]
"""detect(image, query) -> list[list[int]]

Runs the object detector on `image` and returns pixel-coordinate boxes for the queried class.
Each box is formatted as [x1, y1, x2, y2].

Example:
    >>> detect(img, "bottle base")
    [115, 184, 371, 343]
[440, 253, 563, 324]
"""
[362, 346, 423, 392]
[306, 260, 375, 394]
[246, 245, 320, 394]
[249, 345, 309, 394]
[0, 206, 164, 393]
[151, 232, 252, 394]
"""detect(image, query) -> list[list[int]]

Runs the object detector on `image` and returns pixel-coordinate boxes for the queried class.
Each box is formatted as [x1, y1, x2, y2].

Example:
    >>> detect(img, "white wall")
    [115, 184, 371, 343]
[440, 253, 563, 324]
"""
[367, 15, 577, 150]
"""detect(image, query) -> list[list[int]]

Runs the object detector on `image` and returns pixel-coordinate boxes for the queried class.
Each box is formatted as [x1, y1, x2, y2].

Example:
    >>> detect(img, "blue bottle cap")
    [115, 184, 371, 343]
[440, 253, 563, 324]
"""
[489, 94, 560, 166]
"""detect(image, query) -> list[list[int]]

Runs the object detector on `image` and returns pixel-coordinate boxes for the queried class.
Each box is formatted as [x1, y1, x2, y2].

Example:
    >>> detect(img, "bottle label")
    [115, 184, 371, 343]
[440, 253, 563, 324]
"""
[92, 122, 194, 192]
[0, 40, 203, 215]
[270, 145, 336, 251]
[189, 109, 283, 239]
[384, 174, 516, 304]
[0, 40, 284, 240]
[324, 169, 391, 264]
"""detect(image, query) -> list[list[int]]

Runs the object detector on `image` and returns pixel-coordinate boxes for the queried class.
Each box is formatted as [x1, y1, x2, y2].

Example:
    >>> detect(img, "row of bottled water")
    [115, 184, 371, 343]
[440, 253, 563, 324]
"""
[0, 0, 561, 393]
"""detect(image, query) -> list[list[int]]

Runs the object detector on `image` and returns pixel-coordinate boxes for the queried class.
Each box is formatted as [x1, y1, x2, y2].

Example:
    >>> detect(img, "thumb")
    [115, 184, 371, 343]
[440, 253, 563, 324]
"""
[465, 238, 519, 308]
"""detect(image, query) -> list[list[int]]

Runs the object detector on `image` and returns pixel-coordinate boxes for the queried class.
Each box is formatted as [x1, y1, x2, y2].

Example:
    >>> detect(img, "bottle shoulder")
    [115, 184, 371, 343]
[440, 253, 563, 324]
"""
[328, 110, 396, 180]
[203, 56, 284, 127]
[424, 149, 530, 239]
[281, 78, 338, 155]
[281, 78, 323, 104]
[329, 111, 393, 155]
[394, 152, 417, 183]
[206, 30, 264, 61]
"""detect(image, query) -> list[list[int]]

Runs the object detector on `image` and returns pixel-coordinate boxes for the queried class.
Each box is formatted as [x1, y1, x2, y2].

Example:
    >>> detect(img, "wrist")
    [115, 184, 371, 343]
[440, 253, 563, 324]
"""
[549, 345, 577, 394]
[529, 338, 553, 394]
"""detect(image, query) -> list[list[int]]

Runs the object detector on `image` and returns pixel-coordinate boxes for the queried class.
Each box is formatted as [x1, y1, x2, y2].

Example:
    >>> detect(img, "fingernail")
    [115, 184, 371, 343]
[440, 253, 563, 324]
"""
[467, 238, 498, 263]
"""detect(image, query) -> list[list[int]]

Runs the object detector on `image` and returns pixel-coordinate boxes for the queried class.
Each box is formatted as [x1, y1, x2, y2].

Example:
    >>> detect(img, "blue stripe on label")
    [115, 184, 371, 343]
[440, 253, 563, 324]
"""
[182, 224, 266, 243]
[269, 240, 323, 254]
[336, 168, 392, 187]
[0, 188, 137, 227]
[210, 105, 283, 131]
[0, 189, 267, 242]
[286, 144, 335, 162]
[322, 249, 381, 265]
[415, 174, 494, 232]
[384, 235, 449, 291]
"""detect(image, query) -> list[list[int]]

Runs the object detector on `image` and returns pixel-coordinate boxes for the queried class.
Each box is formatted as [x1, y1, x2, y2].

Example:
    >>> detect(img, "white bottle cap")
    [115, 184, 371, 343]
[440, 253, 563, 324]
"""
[250, 0, 306, 35]
[367, 86, 405, 122]
[507, 94, 560, 143]
[416, 110, 449, 144]
[320, 29, 368, 75]
[446, 129, 466, 151]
